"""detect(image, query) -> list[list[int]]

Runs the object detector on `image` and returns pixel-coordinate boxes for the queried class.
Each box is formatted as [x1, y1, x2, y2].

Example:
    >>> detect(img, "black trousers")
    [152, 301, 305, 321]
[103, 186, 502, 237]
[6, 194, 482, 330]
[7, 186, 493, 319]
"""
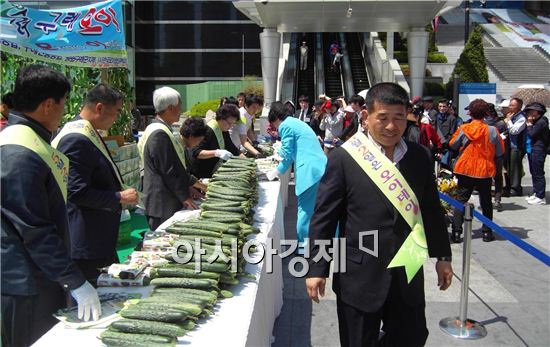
[494, 157, 504, 201]
[147, 215, 163, 231]
[528, 150, 547, 199]
[336, 276, 428, 347]
[452, 174, 493, 233]
[1, 278, 65, 347]
[74, 253, 119, 286]
[509, 148, 524, 195]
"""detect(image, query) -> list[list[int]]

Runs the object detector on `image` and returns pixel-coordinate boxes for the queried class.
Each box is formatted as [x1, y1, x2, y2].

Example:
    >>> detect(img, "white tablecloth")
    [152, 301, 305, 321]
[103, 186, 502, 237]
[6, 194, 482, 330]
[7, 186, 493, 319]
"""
[34, 181, 285, 347]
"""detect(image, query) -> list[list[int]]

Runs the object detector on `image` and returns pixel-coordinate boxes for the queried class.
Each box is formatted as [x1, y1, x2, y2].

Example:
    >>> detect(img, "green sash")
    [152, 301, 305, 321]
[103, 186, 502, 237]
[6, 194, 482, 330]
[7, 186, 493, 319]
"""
[207, 119, 225, 150]
[138, 122, 187, 169]
[342, 132, 428, 283]
[0, 124, 69, 202]
[52, 119, 124, 187]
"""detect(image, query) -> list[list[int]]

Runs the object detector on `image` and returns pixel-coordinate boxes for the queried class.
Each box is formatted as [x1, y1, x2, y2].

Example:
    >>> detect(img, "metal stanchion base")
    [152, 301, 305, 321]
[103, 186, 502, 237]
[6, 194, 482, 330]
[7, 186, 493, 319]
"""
[439, 317, 487, 340]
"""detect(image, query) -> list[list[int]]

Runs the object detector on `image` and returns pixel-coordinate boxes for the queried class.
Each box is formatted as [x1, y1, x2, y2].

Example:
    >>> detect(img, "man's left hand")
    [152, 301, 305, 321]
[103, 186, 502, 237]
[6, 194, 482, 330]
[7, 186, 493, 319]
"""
[436, 260, 453, 291]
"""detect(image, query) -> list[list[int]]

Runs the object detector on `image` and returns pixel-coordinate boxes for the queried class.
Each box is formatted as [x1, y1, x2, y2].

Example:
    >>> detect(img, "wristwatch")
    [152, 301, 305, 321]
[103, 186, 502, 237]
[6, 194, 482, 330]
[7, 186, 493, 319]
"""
[437, 256, 452, 262]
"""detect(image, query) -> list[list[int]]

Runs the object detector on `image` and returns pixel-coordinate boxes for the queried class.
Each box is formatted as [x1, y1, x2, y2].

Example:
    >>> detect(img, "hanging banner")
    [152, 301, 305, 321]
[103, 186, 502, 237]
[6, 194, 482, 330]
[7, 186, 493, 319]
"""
[0, 0, 127, 68]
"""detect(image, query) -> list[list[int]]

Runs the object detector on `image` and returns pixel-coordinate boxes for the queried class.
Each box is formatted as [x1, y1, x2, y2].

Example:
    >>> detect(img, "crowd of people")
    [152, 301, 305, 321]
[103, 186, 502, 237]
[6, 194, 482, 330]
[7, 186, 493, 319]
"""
[1, 61, 548, 347]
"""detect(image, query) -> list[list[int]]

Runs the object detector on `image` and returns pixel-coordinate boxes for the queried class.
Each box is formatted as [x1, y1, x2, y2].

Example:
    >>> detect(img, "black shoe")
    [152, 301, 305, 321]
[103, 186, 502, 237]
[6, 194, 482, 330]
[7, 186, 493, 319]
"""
[450, 231, 462, 243]
[493, 201, 503, 212]
[482, 231, 495, 242]
[502, 190, 510, 198]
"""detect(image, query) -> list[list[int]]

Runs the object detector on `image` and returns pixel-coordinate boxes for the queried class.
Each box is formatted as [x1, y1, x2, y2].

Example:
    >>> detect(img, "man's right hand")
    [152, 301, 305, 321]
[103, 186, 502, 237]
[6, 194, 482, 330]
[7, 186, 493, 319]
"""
[119, 188, 138, 205]
[215, 149, 233, 161]
[306, 277, 326, 303]
[70, 281, 101, 322]
[183, 197, 198, 210]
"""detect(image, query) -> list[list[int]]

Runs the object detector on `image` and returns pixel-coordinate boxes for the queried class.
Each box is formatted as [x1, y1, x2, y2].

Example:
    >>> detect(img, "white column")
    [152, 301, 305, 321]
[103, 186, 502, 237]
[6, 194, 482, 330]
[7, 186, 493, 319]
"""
[260, 28, 281, 106]
[259, 27, 281, 135]
[386, 32, 394, 60]
[407, 27, 429, 98]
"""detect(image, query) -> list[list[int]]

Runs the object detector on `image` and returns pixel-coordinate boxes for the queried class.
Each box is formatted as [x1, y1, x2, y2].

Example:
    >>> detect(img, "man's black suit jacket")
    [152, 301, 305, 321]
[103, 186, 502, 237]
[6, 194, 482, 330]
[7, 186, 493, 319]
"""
[56, 118, 123, 260]
[142, 119, 190, 222]
[307, 141, 451, 313]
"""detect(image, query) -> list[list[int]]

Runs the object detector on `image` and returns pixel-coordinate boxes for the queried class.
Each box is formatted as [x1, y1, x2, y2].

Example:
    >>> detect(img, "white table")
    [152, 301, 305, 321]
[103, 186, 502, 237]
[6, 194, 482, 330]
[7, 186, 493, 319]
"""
[34, 181, 285, 347]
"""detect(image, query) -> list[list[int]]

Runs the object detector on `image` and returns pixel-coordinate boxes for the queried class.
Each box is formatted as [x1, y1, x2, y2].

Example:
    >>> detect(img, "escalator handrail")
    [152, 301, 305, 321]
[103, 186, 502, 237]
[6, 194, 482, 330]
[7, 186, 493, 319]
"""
[339, 32, 355, 98]
[315, 33, 325, 99]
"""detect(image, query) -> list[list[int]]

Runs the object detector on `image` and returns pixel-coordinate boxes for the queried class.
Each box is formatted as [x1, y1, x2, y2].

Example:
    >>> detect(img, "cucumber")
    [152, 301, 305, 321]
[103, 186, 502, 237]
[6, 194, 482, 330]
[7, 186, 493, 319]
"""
[156, 267, 220, 280]
[174, 235, 236, 246]
[182, 319, 196, 331]
[151, 293, 214, 306]
[134, 300, 203, 316]
[164, 227, 221, 238]
[220, 289, 234, 298]
[151, 277, 218, 289]
[178, 261, 230, 273]
[219, 275, 240, 286]
[111, 319, 186, 338]
[199, 215, 244, 224]
[153, 287, 218, 301]
[205, 191, 248, 201]
[100, 330, 175, 347]
[119, 307, 187, 323]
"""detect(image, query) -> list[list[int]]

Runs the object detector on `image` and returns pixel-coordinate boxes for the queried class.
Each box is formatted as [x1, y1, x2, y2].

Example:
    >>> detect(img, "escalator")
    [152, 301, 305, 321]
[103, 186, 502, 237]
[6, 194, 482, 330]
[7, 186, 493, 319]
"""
[345, 32, 370, 93]
[322, 33, 344, 98]
[295, 33, 315, 105]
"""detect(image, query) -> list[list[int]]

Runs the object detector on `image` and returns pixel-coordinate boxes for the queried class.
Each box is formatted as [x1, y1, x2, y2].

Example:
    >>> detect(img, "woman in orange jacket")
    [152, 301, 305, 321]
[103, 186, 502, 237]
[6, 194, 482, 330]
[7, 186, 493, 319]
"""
[449, 99, 504, 243]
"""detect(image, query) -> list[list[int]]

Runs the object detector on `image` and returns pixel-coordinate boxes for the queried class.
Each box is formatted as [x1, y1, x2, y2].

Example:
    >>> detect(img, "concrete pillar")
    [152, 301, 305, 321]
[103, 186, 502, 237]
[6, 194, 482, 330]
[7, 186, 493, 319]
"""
[407, 27, 429, 98]
[259, 27, 281, 136]
[386, 32, 394, 60]
[260, 28, 281, 106]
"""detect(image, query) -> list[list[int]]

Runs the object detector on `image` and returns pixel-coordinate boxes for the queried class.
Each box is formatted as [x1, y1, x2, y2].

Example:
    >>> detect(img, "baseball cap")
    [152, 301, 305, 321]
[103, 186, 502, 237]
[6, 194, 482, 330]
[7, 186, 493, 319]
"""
[422, 96, 434, 102]
[523, 102, 547, 114]
[499, 99, 510, 108]
[343, 105, 355, 113]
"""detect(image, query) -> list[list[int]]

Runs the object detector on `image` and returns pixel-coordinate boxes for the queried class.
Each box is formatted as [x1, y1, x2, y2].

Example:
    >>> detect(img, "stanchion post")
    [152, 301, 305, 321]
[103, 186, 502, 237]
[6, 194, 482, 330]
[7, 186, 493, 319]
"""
[439, 203, 487, 340]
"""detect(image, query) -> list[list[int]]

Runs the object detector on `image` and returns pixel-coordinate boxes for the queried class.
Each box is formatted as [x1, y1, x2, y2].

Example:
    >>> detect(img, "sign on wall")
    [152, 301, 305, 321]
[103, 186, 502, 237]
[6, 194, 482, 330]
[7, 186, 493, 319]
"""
[0, 0, 127, 68]
[458, 83, 497, 120]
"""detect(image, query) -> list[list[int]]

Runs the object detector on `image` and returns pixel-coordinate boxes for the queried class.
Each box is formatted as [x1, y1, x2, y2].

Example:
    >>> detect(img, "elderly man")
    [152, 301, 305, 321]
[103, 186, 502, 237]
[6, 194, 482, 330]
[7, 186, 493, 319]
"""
[53, 84, 138, 282]
[306, 83, 452, 347]
[1, 65, 101, 346]
[139, 87, 200, 230]
[505, 97, 527, 196]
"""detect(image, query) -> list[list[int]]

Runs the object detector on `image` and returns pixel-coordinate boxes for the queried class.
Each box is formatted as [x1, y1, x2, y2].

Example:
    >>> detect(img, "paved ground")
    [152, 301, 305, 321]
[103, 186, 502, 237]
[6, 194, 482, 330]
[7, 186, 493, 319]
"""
[272, 158, 550, 347]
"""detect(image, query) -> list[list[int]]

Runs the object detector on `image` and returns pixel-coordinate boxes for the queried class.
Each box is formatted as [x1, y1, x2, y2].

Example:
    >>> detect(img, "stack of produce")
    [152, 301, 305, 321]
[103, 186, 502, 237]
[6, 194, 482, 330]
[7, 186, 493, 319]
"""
[254, 142, 274, 157]
[112, 144, 141, 190]
[101, 158, 260, 346]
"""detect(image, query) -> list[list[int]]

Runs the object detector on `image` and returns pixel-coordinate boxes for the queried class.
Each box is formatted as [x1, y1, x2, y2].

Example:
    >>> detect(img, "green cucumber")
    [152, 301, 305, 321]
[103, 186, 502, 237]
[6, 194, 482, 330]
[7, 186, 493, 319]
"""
[119, 307, 187, 322]
[111, 319, 186, 338]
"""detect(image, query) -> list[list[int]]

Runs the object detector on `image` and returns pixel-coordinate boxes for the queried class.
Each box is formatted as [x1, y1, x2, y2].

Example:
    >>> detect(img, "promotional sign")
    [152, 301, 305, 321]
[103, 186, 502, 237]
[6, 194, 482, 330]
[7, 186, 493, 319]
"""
[0, 0, 127, 68]
[458, 83, 497, 120]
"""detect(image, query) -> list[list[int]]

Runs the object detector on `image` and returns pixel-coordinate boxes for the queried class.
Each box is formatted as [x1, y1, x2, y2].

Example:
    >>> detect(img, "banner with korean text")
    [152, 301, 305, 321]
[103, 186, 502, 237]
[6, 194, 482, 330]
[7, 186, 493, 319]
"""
[0, 0, 127, 68]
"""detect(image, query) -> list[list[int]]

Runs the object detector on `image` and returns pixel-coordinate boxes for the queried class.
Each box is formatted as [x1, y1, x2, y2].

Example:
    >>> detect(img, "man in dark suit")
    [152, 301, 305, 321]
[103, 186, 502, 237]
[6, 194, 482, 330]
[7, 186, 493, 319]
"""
[295, 95, 312, 123]
[54, 84, 138, 282]
[2, 65, 101, 345]
[141, 87, 201, 230]
[306, 83, 453, 347]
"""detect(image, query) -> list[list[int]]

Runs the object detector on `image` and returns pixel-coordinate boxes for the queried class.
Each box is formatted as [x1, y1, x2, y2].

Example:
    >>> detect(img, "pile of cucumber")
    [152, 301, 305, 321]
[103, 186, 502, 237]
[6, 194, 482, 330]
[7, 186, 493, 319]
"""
[101, 158, 261, 346]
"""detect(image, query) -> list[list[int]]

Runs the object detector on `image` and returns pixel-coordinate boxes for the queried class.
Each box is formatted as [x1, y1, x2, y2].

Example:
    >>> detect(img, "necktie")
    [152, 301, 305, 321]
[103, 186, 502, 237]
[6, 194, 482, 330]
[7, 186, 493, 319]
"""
[301, 110, 305, 121]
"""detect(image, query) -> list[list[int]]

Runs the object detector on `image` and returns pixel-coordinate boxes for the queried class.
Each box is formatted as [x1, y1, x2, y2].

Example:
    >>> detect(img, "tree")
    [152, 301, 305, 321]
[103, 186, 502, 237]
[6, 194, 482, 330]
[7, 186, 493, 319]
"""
[446, 25, 488, 97]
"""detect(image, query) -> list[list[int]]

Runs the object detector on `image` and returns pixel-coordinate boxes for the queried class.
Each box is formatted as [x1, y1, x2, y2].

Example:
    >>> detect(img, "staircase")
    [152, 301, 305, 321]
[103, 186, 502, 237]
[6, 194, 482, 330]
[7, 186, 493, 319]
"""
[484, 47, 550, 83]
[345, 32, 370, 93]
[435, 25, 467, 65]
[296, 33, 316, 105]
[322, 33, 344, 98]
